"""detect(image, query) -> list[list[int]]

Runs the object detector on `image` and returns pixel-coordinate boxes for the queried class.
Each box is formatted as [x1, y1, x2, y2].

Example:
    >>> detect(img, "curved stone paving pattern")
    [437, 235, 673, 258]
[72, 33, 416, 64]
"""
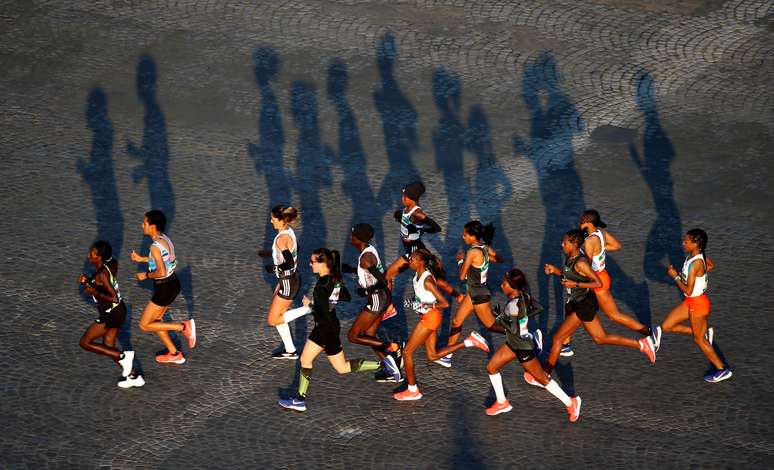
[0, 0, 772, 468]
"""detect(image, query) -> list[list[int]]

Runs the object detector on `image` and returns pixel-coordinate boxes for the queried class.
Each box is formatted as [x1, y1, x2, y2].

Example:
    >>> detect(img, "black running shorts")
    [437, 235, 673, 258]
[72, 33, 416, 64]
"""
[276, 273, 300, 300]
[566, 293, 598, 322]
[365, 289, 390, 315]
[309, 317, 343, 356]
[151, 273, 181, 307]
[96, 301, 127, 329]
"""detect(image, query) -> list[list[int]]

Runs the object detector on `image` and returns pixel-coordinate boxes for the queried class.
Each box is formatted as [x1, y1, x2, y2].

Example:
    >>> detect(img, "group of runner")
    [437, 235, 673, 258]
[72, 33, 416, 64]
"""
[78, 181, 731, 422]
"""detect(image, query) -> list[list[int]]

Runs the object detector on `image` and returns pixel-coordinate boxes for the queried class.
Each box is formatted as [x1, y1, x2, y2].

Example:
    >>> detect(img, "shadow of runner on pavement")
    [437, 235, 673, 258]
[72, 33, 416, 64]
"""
[629, 69, 682, 285]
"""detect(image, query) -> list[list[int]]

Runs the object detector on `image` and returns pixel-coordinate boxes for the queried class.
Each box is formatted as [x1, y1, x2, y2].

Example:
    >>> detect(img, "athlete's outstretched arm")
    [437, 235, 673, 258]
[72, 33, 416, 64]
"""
[604, 230, 622, 252]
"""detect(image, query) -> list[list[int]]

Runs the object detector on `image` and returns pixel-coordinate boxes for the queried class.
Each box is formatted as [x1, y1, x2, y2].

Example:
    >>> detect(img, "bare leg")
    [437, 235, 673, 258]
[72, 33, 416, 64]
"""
[661, 302, 692, 335]
[267, 295, 293, 326]
[581, 316, 641, 349]
[403, 324, 435, 385]
[596, 290, 649, 335]
[545, 314, 583, 373]
[80, 323, 121, 361]
[689, 311, 724, 369]
[139, 302, 181, 354]
[447, 295, 474, 346]
[348, 310, 390, 359]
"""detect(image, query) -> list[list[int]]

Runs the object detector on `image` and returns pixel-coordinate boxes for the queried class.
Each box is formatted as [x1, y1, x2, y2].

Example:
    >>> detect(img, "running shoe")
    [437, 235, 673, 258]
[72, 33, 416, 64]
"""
[117, 374, 145, 389]
[382, 355, 402, 382]
[156, 351, 186, 364]
[705, 326, 714, 346]
[381, 303, 398, 321]
[523, 371, 543, 387]
[182, 318, 197, 349]
[118, 350, 134, 377]
[639, 337, 656, 364]
[278, 397, 307, 411]
[704, 368, 732, 383]
[560, 344, 574, 357]
[466, 331, 490, 353]
[388, 342, 405, 370]
[272, 349, 299, 360]
[374, 369, 400, 382]
[651, 325, 662, 352]
[532, 329, 543, 356]
[485, 400, 512, 416]
[393, 388, 422, 401]
[567, 396, 582, 422]
[434, 354, 452, 368]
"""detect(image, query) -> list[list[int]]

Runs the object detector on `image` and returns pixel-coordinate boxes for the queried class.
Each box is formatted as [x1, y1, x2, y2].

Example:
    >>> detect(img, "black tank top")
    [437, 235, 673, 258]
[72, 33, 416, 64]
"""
[563, 254, 591, 303]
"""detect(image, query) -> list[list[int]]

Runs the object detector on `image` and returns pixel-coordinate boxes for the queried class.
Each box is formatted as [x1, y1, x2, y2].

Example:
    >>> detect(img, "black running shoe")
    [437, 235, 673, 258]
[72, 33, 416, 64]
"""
[374, 368, 400, 383]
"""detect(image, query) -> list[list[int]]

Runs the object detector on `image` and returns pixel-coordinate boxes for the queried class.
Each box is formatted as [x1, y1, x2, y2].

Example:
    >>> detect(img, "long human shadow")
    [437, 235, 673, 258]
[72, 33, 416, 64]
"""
[629, 69, 682, 284]
[512, 52, 585, 391]
[248, 47, 293, 286]
[79, 88, 124, 259]
[127, 55, 192, 340]
[373, 32, 421, 223]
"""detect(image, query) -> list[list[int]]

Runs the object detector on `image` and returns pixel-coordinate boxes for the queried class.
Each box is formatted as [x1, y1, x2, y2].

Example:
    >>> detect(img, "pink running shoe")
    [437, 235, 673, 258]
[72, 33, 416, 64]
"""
[393, 388, 422, 401]
[156, 351, 186, 364]
[182, 319, 197, 349]
[567, 396, 582, 422]
[382, 304, 398, 321]
[639, 337, 656, 364]
[485, 400, 513, 416]
[523, 371, 543, 387]
[465, 331, 490, 353]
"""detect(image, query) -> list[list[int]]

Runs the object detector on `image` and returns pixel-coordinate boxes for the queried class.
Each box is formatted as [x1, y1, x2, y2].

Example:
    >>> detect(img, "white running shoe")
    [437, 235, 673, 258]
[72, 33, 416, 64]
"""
[652, 326, 662, 352]
[118, 351, 134, 377]
[117, 374, 145, 389]
[705, 327, 714, 346]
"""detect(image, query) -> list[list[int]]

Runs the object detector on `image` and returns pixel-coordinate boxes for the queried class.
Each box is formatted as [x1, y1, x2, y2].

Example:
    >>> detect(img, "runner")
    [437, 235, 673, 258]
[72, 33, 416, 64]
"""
[384, 181, 463, 320]
[278, 248, 384, 411]
[559, 210, 652, 357]
[651, 229, 731, 383]
[78, 240, 142, 388]
[442, 220, 502, 367]
[393, 249, 490, 401]
[131, 210, 196, 364]
[258, 205, 302, 359]
[542, 229, 656, 375]
[484, 269, 581, 421]
[341, 223, 403, 381]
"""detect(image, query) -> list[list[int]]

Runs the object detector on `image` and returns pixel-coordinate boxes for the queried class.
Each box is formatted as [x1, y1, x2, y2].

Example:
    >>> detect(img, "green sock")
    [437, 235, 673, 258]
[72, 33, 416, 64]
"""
[349, 358, 382, 373]
[298, 367, 313, 398]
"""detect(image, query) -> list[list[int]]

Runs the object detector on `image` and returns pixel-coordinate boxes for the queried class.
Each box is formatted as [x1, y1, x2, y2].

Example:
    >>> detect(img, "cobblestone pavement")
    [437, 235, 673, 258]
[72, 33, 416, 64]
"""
[1, 0, 772, 468]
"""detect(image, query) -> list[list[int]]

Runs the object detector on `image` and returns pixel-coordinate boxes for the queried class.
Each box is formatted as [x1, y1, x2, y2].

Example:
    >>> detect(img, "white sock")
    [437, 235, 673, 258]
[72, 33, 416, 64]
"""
[488, 373, 506, 403]
[275, 322, 296, 353]
[463, 338, 473, 348]
[545, 379, 572, 407]
[283, 306, 311, 323]
[408, 384, 418, 392]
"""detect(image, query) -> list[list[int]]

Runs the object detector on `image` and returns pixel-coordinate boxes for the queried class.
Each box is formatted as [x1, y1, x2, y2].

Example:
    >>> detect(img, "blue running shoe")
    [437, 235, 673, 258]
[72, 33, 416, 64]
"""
[651, 326, 662, 352]
[532, 330, 543, 356]
[560, 344, 574, 357]
[434, 354, 452, 368]
[278, 397, 307, 411]
[704, 368, 732, 383]
[382, 355, 401, 382]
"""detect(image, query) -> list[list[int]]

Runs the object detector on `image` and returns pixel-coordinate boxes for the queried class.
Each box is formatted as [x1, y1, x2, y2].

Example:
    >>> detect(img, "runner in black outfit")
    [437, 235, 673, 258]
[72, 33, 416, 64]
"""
[78, 240, 142, 388]
[278, 248, 384, 411]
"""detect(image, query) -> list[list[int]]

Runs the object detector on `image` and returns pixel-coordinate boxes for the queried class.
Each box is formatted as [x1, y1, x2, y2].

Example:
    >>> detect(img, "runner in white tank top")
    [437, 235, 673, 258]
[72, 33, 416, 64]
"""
[654, 228, 730, 383]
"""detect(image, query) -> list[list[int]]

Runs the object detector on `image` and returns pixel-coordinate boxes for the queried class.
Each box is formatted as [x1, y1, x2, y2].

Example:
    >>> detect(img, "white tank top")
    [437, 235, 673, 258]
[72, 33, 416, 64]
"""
[357, 245, 384, 288]
[412, 270, 437, 313]
[400, 206, 422, 242]
[681, 253, 707, 297]
[271, 227, 298, 278]
[583, 229, 606, 272]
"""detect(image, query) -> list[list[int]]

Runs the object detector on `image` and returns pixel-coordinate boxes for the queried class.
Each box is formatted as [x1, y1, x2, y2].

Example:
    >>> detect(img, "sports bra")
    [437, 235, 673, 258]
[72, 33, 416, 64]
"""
[147, 234, 177, 279]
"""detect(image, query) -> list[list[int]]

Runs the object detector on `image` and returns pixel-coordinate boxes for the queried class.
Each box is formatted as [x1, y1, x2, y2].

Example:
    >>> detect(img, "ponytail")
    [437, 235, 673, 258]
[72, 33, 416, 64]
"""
[330, 249, 342, 283]
[271, 204, 300, 227]
[464, 220, 495, 245]
[413, 248, 446, 280]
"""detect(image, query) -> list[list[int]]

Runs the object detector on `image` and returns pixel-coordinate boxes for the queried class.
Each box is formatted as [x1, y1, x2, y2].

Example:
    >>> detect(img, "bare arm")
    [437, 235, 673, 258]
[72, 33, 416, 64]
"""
[603, 230, 622, 252]
[424, 276, 449, 309]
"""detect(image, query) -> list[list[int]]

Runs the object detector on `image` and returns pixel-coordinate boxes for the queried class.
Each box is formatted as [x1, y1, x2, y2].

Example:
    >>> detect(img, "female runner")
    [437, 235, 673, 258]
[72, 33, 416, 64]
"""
[443, 221, 502, 366]
[393, 249, 490, 401]
[484, 269, 580, 421]
[652, 229, 731, 382]
[541, 229, 656, 375]
[258, 205, 301, 359]
[79, 240, 142, 388]
[131, 210, 195, 364]
[341, 223, 402, 381]
[278, 248, 384, 411]
[384, 181, 463, 316]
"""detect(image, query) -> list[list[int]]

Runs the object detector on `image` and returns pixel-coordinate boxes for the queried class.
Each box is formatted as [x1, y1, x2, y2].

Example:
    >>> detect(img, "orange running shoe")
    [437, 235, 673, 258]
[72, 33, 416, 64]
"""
[182, 319, 196, 349]
[156, 351, 186, 364]
[567, 396, 582, 422]
[485, 400, 513, 416]
[465, 331, 490, 353]
[393, 388, 422, 401]
[639, 337, 656, 364]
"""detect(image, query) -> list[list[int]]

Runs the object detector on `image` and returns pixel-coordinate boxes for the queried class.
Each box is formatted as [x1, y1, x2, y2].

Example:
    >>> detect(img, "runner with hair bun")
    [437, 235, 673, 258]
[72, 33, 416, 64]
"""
[651, 229, 731, 383]
[279, 248, 384, 412]
[393, 248, 490, 401]
[258, 204, 302, 359]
